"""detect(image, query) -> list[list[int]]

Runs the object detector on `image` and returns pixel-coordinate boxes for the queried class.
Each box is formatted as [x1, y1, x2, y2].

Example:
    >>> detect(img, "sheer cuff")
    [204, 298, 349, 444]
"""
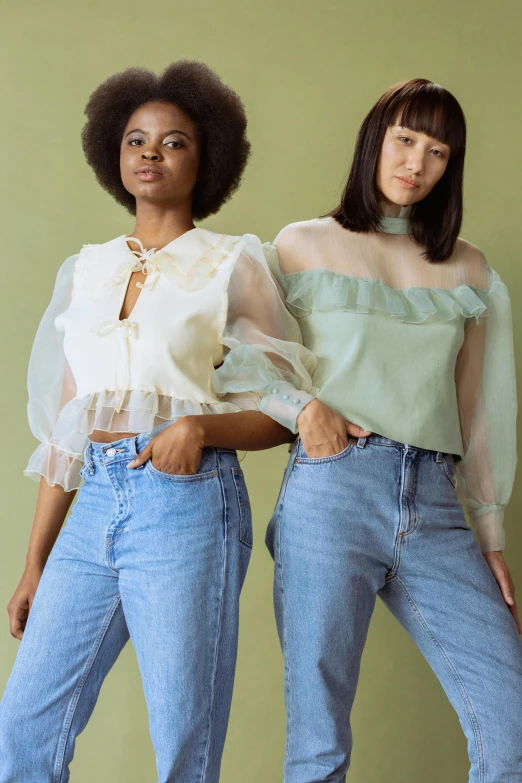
[470, 505, 505, 553]
[24, 442, 82, 492]
[258, 381, 315, 434]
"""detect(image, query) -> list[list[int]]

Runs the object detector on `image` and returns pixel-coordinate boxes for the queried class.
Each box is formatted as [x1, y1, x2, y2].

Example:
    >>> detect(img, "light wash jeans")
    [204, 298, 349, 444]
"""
[0, 432, 252, 783]
[266, 434, 522, 783]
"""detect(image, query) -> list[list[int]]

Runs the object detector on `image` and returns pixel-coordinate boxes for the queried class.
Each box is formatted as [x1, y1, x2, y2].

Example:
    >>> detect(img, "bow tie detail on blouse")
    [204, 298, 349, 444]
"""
[97, 319, 139, 339]
[100, 238, 163, 294]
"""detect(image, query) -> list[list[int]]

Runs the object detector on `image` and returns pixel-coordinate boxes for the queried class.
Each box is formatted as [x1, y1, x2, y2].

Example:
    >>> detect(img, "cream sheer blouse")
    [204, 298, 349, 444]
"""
[271, 207, 517, 552]
[24, 228, 316, 491]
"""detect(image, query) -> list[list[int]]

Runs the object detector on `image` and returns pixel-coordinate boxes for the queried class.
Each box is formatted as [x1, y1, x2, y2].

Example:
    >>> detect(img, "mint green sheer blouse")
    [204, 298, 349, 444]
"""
[270, 207, 517, 553]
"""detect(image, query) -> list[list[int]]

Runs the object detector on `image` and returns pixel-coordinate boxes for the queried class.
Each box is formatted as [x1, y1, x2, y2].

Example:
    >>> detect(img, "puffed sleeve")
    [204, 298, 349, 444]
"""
[23, 254, 81, 491]
[454, 268, 517, 552]
[212, 235, 317, 433]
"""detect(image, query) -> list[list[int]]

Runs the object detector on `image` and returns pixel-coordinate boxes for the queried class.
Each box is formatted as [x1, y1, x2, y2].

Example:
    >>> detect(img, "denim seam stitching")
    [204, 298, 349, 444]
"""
[145, 462, 218, 482]
[294, 440, 355, 465]
[401, 457, 419, 539]
[393, 576, 485, 782]
[52, 595, 122, 783]
[387, 450, 408, 580]
[199, 458, 227, 782]
[276, 456, 297, 511]
[277, 506, 293, 773]
[441, 458, 457, 489]
[231, 467, 252, 549]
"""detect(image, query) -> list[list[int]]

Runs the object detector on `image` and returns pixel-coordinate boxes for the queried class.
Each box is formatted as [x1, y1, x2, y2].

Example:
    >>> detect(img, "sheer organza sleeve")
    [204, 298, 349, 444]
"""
[23, 255, 81, 491]
[454, 269, 517, 552]
[212, 235, 317, 433]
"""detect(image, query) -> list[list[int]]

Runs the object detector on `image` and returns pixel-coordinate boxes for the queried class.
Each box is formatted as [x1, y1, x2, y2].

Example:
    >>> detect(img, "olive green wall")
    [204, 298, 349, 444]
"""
[1, 1, 521, 780]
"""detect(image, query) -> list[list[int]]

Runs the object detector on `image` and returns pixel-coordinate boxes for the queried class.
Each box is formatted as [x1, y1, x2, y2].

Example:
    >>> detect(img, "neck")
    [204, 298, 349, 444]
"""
[379, 201, 413, 219]
[377, 200, 412, 235]
[129, 200, 196, 250]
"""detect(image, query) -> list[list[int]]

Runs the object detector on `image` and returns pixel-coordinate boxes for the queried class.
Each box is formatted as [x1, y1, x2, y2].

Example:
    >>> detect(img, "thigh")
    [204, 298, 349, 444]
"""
[117, 450, 250, 781]
[379, 462, 522, 771]
[0, 547, 128, 781]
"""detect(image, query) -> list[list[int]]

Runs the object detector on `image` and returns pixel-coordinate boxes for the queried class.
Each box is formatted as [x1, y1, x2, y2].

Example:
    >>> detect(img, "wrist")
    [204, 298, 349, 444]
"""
[177, 415, 207, 448]
[24, 558, 45, 576]
[297, 398, 320, 425]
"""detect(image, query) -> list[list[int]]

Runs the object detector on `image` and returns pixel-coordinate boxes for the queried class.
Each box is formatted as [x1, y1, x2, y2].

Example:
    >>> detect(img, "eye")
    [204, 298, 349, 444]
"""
[398, 136, 412, 144]
[430, 148, 444, 158]
[128, 138, 143, 147]
[164, 140, 184, 149]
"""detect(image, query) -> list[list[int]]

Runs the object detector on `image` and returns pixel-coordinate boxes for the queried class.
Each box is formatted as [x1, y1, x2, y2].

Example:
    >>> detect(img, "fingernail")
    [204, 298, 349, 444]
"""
[127, 461, 136, 469]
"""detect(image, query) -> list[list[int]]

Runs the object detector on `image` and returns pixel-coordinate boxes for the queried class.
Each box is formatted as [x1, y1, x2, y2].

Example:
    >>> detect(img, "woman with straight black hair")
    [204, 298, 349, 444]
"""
[266, 79, 522, 782]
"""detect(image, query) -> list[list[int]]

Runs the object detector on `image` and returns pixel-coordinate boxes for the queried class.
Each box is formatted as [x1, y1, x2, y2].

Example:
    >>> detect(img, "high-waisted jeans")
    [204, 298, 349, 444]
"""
[266, 434, 522, 783]
[0, 432, 252, 783]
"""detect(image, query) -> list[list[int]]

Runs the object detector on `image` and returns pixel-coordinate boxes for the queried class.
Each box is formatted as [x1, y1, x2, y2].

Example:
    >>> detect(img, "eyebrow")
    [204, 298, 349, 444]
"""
[124, 128, 192, 141]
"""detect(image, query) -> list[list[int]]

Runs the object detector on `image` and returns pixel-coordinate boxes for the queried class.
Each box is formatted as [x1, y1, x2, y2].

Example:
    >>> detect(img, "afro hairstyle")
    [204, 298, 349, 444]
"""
[81, 60, 251, 220]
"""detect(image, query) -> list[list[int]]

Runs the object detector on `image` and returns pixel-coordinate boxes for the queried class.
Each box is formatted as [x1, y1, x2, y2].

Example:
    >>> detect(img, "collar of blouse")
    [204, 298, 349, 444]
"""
[379, 202, 412, 235]
[78, 228, 240, 298]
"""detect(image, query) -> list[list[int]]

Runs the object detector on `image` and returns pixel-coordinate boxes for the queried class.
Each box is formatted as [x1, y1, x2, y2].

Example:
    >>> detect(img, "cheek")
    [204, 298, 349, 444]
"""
[425, 157, 449, 190]
[379, 139, 401, 176]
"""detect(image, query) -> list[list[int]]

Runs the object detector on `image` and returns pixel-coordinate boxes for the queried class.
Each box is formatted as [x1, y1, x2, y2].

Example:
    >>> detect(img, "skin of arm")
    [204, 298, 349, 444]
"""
[7, 480, 76, 640]
[129, 410, 295, 474]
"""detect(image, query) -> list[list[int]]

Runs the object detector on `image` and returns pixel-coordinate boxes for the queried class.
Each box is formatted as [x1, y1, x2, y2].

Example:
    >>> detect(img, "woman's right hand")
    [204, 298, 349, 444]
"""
[297, 398, 372, 459]
[7, 566, 43, 640]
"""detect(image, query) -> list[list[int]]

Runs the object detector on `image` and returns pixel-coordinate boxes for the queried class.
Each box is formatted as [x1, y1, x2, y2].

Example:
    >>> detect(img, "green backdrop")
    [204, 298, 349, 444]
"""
[1, 1, 521, 781]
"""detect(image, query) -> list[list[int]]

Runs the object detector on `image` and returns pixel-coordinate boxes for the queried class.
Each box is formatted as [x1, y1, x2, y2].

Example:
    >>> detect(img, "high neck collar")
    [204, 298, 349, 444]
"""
[379, 202, 412, 234]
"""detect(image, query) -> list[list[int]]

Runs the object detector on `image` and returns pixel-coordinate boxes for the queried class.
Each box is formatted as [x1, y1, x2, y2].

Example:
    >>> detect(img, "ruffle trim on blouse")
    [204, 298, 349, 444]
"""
[76, 234, 242, 298]
[25, 390, 253, 490]
[24, 443, 84, 493]
[283, 270, 492, 324]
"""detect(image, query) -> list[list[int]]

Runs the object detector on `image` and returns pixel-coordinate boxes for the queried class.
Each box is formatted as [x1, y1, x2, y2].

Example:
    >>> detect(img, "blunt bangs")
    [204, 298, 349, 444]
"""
[389, 82, 466, 154]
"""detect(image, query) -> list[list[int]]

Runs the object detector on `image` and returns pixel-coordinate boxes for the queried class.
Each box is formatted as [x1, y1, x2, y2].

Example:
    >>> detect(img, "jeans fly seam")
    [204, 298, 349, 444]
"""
[199, 460, 227, 782]
[388, 449, 408, 579]
[402, 457, 419, 539]
[52, 594, 122, 783]
[393, 576, 485, 782]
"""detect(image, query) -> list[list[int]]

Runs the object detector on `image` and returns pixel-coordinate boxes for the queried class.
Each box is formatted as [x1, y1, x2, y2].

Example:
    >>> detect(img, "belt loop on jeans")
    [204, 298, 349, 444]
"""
[356, 436, 368, 449]
[435, 451, 444, 463]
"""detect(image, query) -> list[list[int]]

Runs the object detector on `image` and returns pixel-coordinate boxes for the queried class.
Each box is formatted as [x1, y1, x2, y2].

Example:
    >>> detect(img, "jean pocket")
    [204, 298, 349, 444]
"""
[295, 439, 356, 465]
[145, 460, 218, 482]
[79, 462, 91, 481]
[231, 467, 253, 548]
[439, 455, 457, 489]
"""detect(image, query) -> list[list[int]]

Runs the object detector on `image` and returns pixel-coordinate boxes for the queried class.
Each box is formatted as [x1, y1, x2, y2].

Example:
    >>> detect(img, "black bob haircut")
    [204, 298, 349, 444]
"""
[330, 79, 467, 262]
[81, 61, 251, 220]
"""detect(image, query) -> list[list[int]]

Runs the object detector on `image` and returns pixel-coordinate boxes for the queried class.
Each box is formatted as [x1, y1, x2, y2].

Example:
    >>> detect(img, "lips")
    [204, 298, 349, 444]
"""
[396, 176, 419, 188]
[135, 165, 163, 181]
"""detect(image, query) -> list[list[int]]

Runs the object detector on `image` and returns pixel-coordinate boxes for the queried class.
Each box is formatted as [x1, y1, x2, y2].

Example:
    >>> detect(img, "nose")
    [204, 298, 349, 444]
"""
[142, 149, 160, 161]
[405, 146, 424, 174]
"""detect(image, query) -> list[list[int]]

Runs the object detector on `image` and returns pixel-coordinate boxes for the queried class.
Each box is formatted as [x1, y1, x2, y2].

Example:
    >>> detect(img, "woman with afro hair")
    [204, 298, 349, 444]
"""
[0, 61, 317, 782]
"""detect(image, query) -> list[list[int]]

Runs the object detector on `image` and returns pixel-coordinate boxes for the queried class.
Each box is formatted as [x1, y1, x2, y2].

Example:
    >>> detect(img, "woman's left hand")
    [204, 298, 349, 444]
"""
[483, 551, 521, 633]
[128, 417, 205, 475]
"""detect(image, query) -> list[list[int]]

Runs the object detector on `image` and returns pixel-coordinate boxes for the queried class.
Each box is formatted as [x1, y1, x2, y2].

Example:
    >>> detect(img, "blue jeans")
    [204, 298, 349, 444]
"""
[0, 433, 252, 783]
[266, 435, 522, 783]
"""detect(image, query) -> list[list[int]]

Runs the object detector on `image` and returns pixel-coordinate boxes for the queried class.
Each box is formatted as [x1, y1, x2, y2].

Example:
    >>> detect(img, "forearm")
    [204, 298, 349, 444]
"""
[25, 478, 76, 571]
[196, 411, 295, 451]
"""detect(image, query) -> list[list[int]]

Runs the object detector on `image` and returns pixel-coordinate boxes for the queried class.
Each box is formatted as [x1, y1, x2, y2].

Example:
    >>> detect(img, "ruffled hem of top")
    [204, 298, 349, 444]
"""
[24, 443, 84, 492]
[25, 390, 253, 490]
[283, 270, 493, 324]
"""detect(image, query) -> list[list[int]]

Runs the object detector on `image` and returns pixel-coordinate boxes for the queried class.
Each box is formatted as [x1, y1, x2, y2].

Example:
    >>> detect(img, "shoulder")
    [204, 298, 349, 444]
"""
[451, 237, 491, 289]
[274, 218, 332, 249]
